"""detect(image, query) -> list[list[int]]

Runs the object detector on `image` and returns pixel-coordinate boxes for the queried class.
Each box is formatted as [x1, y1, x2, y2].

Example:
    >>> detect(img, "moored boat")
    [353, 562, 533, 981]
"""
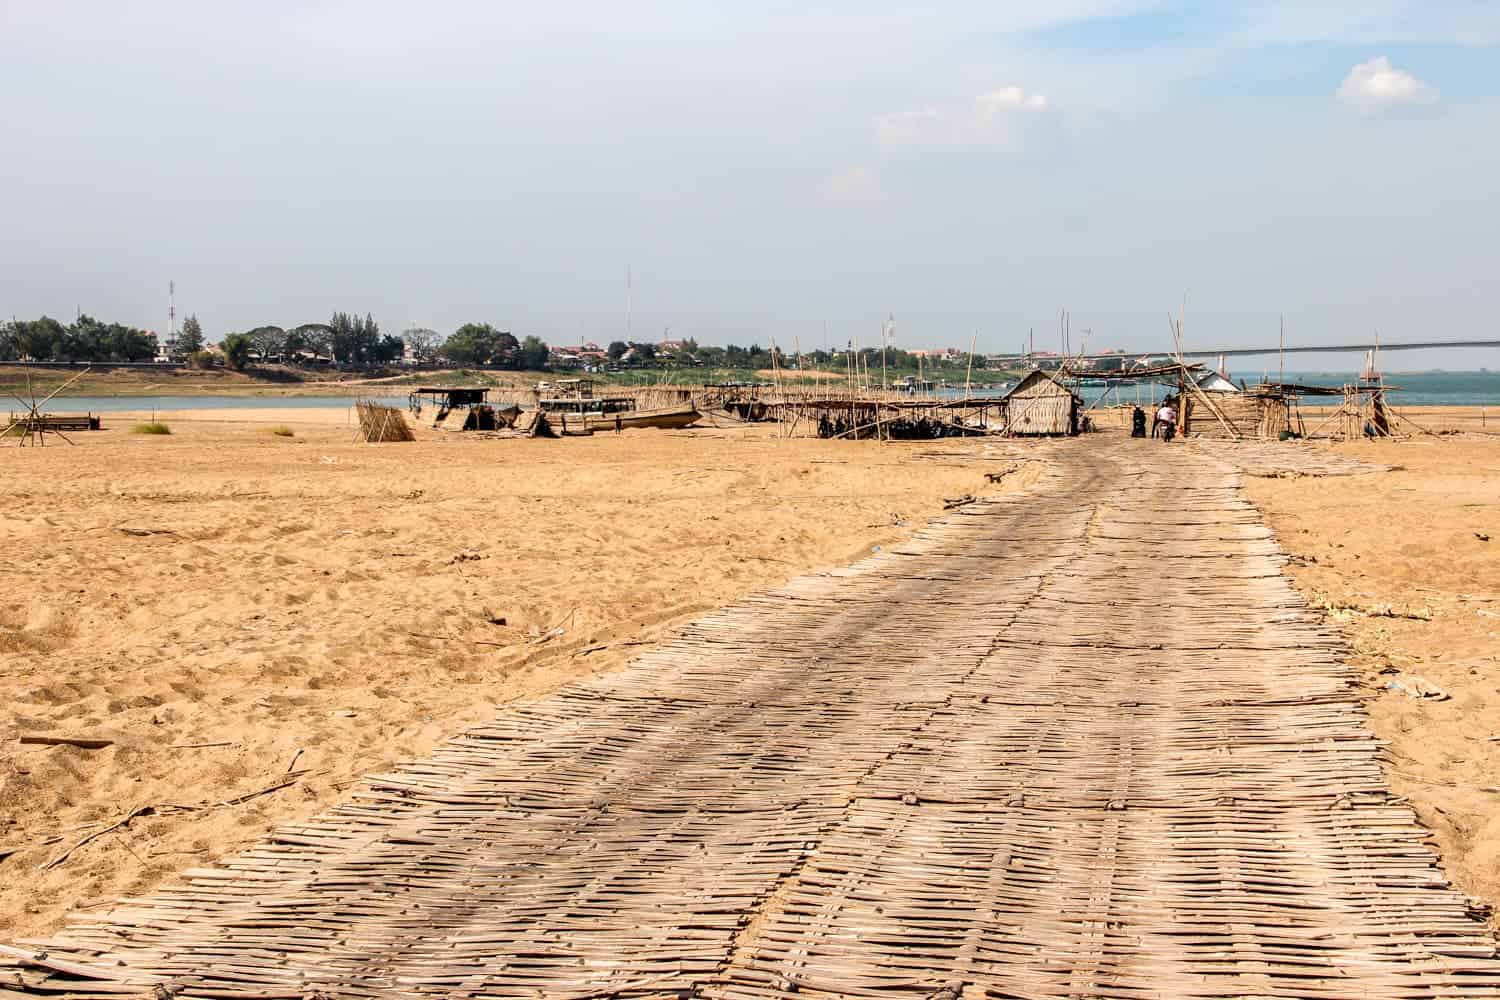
[541, 400, 701, 433]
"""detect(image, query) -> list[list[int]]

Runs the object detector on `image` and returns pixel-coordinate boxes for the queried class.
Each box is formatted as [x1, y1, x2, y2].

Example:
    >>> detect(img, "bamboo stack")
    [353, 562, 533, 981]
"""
[353, 400, 415, 442]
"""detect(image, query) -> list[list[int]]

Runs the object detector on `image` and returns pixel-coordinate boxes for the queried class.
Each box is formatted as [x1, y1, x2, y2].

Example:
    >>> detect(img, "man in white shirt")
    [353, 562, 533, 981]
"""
[1156, 403, 1176, 442]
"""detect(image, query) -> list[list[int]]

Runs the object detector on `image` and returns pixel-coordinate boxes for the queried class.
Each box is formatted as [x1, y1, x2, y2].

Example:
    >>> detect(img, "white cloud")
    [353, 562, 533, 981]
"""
[1336, 56, 1438, 112]
[877, 87, 1051, 152]
[825, 166, 884, 206]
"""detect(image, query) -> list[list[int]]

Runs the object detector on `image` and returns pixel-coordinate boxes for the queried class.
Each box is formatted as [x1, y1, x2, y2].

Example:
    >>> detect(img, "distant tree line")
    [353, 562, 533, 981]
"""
[0, 315, 157, 362]
[0, 309, 962, 376]
[208, 315, 556, 371]
[226, 312, 404, 367]
[598, 339, 780, 369]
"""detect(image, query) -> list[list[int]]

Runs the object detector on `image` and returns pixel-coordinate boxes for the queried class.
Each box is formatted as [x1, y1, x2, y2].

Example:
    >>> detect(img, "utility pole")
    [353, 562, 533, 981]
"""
[168, 280, 176, 340]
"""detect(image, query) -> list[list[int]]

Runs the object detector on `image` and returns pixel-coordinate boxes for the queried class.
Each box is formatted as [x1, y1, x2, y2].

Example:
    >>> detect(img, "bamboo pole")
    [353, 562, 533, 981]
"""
[965, 332, 977, 400]
[1304, 393, 1354, 440]
[881, 319, 889, 395]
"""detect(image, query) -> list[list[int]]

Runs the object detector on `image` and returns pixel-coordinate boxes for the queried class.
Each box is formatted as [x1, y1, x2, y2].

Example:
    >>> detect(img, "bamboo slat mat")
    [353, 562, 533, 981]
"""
[1186, 439, 1395, 477]
[4, 439, 1493, 998]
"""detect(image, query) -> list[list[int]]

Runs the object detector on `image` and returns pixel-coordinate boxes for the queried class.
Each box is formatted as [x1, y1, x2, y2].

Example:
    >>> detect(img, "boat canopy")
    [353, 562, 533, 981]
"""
[409, 387, 489, 406]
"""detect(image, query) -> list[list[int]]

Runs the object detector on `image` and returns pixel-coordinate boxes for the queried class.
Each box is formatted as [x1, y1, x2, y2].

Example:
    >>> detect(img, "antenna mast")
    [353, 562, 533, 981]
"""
[169, 280, 176, 340]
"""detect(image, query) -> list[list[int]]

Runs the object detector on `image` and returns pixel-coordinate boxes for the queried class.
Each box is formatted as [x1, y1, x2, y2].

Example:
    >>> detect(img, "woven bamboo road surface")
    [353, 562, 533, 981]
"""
[6, 438, 1497, 998]
[1185, 439, 1393, 478]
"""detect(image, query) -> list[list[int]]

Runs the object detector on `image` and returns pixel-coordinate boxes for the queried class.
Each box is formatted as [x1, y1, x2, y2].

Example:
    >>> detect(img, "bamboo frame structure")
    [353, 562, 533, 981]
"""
[3, 368, 92, 447]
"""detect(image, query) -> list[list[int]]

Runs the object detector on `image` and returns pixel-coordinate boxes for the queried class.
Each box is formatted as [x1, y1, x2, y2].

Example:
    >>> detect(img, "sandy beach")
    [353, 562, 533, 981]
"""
[4, 407, 1499, 944]
[1245, 434, 1500, 913]
[1, 409, 994, 938]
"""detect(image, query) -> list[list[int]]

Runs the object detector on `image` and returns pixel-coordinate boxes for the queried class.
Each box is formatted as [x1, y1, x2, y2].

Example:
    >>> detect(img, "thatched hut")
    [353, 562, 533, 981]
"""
[1003, 370, 1081, 436]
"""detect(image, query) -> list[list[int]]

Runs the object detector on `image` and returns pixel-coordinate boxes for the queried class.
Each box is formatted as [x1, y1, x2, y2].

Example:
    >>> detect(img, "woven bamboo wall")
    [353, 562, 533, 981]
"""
[1187, 393, 1289, 440]
[1006, 389, 1074, 435]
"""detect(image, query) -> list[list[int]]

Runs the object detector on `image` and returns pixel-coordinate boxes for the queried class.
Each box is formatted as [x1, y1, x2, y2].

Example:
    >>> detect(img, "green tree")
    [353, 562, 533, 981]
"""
[245, 325, 288, 360]
[3, 314, 152, 361]
[329, 312, 356, 364]
[177, 314, 205, 354]
[607, 340, 628, 361]
[103, 322, 155, 361]
[374, 334, 406, 363]
[326, 311, 380, 364]
[358, 313, 380, 363]
[63, 315, 106, 359]
[14, 316, 67, 359]
[220, 333, 253, 371]
[440, 323, 517, 365]
[517, 335, 550, 371]
[54, 315, 154, 361]
[0, 322, 16, 362]
[289, 323, 333, 360]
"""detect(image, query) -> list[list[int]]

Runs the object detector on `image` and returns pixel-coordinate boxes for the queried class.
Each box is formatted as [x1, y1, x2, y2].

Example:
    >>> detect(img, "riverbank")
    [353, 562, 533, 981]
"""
[0, 364, 383, 398]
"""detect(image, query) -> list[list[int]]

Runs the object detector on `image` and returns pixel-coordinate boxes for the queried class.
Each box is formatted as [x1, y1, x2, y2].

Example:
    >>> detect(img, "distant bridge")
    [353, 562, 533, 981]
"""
[993, 338, 1500, 364]
[1180, 338, 1500, 359]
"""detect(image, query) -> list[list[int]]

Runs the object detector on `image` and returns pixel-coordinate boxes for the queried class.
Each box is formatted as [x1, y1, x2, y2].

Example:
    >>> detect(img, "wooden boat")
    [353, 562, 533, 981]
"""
[542, 400, 701, 434]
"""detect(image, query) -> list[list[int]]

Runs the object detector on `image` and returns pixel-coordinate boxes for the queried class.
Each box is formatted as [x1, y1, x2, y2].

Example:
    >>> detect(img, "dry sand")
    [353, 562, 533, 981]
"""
[1, 408, 993, 939]
[7, 404, 1499, 941]
[1296, 404, 1498, 435]
[1245, 433, 1500, 914]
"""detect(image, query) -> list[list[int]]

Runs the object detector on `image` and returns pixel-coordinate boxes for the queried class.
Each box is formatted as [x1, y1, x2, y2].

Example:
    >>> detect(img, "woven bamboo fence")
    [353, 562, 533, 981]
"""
[1185, 392, 1293, 440]
[1005, 391, 1073, 435]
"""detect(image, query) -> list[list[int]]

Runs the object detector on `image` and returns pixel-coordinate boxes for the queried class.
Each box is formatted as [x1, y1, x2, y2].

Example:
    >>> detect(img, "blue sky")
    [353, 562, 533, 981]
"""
[1, 1, 1496, 368]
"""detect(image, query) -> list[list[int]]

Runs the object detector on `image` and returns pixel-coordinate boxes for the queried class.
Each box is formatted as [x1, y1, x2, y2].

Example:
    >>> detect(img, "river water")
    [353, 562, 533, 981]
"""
[7, 395, 382, 413]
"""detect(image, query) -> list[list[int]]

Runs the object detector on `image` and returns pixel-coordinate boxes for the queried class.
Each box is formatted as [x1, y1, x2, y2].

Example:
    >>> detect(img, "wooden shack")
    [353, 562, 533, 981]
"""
[1003, 370, 1080, 436]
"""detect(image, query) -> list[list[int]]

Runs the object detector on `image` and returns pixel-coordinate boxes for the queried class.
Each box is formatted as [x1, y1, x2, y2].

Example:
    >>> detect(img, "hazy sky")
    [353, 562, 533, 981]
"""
[2, 2, 1497, 367]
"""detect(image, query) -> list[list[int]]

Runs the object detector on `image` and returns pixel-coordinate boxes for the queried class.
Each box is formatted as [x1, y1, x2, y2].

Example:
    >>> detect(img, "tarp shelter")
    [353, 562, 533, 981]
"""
[1196, 370, 1239, 392]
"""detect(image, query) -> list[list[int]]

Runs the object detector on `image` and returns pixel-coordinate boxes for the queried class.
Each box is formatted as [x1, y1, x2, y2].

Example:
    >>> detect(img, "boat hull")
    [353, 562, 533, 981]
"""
[554, 404, 701, 433]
